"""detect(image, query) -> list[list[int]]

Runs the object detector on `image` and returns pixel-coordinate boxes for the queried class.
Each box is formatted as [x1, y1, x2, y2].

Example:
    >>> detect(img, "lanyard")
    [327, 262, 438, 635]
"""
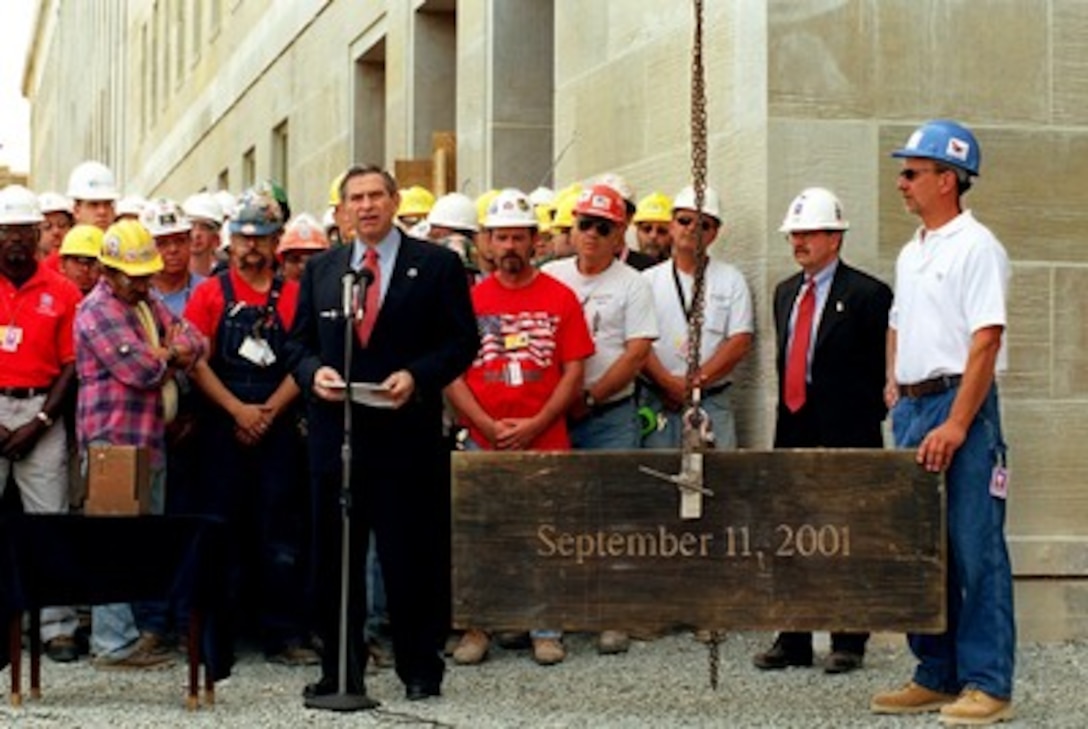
[671, 261, 693, 323]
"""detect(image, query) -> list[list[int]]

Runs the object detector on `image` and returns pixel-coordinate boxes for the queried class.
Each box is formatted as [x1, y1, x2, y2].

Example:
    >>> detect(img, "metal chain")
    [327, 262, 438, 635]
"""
[688, 0, 720, 692]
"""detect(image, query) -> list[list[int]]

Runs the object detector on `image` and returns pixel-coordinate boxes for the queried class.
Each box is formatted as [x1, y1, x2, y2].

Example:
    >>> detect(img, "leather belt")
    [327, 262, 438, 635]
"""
[589, 395, 634, 416]
[0, 387, 50, 399]
[898, 374, 962, 399]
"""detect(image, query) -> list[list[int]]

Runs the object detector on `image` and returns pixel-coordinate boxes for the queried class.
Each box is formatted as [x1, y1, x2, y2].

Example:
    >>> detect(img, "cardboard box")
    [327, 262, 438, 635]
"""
[85, 445, 152, 516]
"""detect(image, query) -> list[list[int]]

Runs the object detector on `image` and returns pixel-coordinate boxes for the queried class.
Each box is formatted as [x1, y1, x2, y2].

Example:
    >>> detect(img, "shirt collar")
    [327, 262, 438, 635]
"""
[351, 227, 400, 270]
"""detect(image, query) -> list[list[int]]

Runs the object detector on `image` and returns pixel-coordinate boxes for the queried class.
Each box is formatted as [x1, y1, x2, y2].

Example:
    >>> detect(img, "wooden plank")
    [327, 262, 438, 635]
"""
[452, 449, 945, 633]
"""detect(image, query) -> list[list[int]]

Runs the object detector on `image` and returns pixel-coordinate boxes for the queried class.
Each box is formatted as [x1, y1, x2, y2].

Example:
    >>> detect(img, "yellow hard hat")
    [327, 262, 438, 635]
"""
[535, 203, 554, 234]
[632, 192, 673, 224]
[99, 219, 163, 276]
[397, 185, 435, 218]
[551, 185, 583, 230]
[59, 224, 104, 258]
[328, 172, 346, 207]
[475, 189, 500, 226]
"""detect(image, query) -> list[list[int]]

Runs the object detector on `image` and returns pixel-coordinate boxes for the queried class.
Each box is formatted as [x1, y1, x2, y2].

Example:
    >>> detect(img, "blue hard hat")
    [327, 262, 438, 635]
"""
[891, 119, 981, 177]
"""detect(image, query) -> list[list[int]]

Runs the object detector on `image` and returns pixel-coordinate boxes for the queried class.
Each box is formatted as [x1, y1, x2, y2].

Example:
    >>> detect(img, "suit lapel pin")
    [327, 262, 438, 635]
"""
[835, 301, 844, 312]
[407, 267, 418, 278]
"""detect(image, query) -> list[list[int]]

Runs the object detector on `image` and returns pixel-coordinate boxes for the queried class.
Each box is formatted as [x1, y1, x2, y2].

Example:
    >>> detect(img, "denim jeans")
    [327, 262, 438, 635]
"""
[365, 530, 390, 642]
[894, 385, 1015, 699]
[569, 398, 640, 450]
[90, 459, 166, 659]
[639, 386, 738, 450]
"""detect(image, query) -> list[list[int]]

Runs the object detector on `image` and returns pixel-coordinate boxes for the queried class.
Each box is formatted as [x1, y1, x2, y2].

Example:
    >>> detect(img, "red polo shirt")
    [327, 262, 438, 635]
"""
[184, 268, 299, 351]
[0, 264, 83, 387]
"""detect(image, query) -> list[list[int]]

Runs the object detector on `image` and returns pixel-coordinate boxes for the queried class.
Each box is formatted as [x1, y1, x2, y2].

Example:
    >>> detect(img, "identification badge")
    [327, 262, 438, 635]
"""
[505, 360, 524, 387]
[239, 336, 276, 367]
[990, 465, 1009, 500]
[504, 332, 530, 350]
[0, 325, 23, 353]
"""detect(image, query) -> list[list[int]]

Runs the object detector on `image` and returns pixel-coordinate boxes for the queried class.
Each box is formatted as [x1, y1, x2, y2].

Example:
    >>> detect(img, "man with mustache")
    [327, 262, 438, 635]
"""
[184, 185, 317, 668]
[446, 188, 594, 667]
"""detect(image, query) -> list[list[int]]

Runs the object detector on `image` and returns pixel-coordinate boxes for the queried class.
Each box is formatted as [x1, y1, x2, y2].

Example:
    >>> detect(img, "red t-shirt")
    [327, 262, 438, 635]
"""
[0, 265, 83, 387]
[463, 272, 594, 450]
[183, 268, 299, 350]
[42, 250, 62, 273]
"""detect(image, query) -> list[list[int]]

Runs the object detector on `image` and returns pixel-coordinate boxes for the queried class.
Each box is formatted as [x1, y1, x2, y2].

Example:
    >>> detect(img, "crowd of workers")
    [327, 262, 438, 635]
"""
[0, 118, 1014, 724]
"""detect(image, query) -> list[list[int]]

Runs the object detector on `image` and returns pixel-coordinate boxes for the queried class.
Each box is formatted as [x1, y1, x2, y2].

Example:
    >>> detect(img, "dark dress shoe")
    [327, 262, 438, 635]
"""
[823, 651, 863, 674]
[45, 636, 80, 663]
[752, 643, 813, 670]
[405, 680, 442, 701]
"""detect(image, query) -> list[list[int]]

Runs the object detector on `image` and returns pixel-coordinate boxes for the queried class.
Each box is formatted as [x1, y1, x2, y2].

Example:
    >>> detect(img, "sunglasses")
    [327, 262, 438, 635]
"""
[674, 215, 715, 232]
[638, 223, 670, 236]
[576, 217, 615, 236]
[898, 167, 944, 182]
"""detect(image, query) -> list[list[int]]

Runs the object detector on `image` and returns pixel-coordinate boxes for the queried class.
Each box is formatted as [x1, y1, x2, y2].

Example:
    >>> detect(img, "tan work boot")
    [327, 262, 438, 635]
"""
[871, 681, 958, 714]
[597, 630, 630, 655]
[452, 629, 490, 665]
[939, 688, 1014, 725]
[92, 648, 175, 671]
[531, 637, 565, 666]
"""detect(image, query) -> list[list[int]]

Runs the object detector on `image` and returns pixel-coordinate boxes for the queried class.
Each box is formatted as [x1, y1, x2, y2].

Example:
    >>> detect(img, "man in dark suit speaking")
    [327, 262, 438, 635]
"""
[285, 165, 478, 705]
[753, 187, 893, 675]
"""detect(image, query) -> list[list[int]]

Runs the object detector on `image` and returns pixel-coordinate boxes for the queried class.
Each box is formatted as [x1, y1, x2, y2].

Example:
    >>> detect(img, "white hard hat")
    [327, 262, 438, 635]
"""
[673, 184, 723, 223]
[408, 220, 431, 239]
[321, 206, 337, 231]
[779, 187, 849, 233]
[528, 186, 556, 207]
[427, 192, 479, 233]
[213, 190, 237, 219]
[66, 161, 120, 201]
[0, 185, 44, 225]
[115, 194, 147, 219]
[38, 191, 74, 215]
[483, 188, 538, 229]
[591, 173, 636, 205]
[141, 197, 193, 237]
[182, 192, 224, 226]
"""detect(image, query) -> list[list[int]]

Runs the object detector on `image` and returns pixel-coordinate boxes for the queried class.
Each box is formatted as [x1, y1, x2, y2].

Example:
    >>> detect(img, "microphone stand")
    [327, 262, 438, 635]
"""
[305, 270, 379, 712]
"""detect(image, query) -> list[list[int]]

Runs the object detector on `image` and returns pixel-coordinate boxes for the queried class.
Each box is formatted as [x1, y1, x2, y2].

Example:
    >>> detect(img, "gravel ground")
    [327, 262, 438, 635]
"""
[2, 632, 1084, 727]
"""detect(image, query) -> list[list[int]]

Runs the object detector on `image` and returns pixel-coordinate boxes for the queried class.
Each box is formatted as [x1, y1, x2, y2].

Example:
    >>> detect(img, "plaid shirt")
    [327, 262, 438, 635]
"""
[75, 279, 206, 467]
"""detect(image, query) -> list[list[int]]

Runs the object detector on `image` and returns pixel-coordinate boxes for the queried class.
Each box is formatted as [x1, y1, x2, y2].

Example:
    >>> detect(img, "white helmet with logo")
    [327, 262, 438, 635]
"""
[115, 194, 148, 219]
[0, 185, 44, 225]
[66, 161, 120, 201]
[427, 192, 479, 233]
[141, 197, 193, 237]
[483, 188, 538, 229]
[778, 187, 849, 233]
[38, 191, 74, 215]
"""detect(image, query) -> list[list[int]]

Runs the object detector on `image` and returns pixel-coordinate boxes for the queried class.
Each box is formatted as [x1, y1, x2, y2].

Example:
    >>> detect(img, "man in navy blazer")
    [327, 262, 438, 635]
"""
[753, 187, 893, 675]
[286, 165, 478, 705]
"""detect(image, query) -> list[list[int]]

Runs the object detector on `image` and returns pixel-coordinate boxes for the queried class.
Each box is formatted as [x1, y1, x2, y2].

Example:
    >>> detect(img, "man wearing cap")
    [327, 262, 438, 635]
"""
[184, 186, 317, 668]
[752, 187, 892, 676]
[59, 225, 104, 297]
[0, 185, 84, 663]
[870, 120, 1015, 726]
[592, 172, 656, 271]
[182, 192, 225, 278]
[632, 192, 674, 262]
[146, 199, 205, 316]
[639, 185, 754, 450]
[285, 164, 477, 704]
[67, 161, 119, 234]
[541, 183, 658, 656]
[276, 213, 330, 283]
[75, 219, 205, 670]
[446, 188, 594, 667]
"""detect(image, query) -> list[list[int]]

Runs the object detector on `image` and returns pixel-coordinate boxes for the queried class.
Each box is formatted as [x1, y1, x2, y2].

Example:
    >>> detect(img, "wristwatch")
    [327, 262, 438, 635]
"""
[583, 390, 597, 409]
[35, 411, 54, 428]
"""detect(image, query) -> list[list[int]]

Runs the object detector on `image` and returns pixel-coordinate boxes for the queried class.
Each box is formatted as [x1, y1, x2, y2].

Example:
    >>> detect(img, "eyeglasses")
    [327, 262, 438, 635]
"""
[638, 224, 670, 237]
[898, 167, 944, 182]
[674, 215, 715, 232]
[576, 217, 615, 236]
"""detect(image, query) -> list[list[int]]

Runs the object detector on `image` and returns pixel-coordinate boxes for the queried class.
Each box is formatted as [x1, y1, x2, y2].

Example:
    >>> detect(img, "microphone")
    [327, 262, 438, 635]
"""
[341, 270, 356, 319]
[353, 268, 375, 322]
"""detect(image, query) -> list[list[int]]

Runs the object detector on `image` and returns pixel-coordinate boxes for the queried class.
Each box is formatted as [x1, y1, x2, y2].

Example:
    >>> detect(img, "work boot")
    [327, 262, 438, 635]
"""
[939, 688, 1014, 725]
[871, 681, 958, 714]
[45, 635, 79, 663]
[597, 630, 630, 655]
[531, 637, 565, 666]
[452, 629, 490, 665]
[92, 648, 175, 671]
[134, 631, 172, 656]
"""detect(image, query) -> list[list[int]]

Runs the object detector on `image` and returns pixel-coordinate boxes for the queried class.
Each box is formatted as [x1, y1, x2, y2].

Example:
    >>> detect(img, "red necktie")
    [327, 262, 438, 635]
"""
[354, 247, 381, 347]
[784, 278, 815, 413]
